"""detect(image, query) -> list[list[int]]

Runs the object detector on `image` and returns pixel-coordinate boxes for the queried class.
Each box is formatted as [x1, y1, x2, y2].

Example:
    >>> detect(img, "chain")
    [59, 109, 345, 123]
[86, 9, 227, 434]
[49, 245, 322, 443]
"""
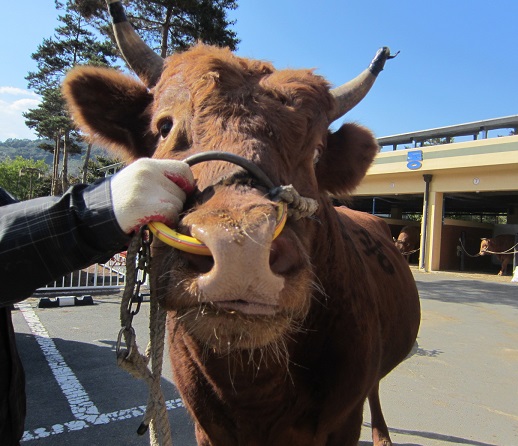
[115, 227, 173, 445]
[116, 226, 153, 359]
[131, 226, 152, 316]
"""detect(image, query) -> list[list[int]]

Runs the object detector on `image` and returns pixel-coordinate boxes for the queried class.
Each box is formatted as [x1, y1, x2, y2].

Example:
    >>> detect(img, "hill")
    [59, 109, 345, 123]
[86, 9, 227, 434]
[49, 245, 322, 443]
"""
[0, 138, 112, 175]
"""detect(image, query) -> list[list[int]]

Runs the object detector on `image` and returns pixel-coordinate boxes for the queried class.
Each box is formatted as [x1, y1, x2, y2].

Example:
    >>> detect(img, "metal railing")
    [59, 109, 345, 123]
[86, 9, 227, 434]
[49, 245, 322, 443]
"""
[37, 252, 128, 292]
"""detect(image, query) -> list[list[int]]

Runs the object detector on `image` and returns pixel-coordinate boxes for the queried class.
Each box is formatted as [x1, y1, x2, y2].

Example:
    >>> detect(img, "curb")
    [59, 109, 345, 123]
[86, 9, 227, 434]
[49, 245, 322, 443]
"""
[38, 295, 94, 308]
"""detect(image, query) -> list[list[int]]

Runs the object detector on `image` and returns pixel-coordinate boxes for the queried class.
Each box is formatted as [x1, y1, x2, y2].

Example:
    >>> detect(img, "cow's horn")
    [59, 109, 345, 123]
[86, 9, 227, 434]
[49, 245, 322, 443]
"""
[329, 47, 398, 122]
[106, 0, 164, 87]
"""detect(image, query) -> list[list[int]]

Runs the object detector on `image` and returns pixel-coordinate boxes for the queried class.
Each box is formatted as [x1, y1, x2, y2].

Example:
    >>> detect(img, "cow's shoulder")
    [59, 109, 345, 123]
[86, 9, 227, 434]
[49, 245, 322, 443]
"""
[495, 234, 516, 243]
[492, 234, 516, 250]
[333, 205, 416, 278]
[334, 206, 392, 241]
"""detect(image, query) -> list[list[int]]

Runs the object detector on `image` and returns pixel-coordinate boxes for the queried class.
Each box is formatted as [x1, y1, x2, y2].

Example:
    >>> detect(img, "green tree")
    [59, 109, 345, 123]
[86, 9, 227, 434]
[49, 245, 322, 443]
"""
[63, 153, 123, 185]
[23, 88, 70, 195]
[404, 137, 454, 150]
[76, 0, 239, 57]
[0, 157, 49, 200]
[421, 137, 454, 146]
[26, 3, 117, 90]
[24, 1, 118, 195]
[82, 155, 124, 184]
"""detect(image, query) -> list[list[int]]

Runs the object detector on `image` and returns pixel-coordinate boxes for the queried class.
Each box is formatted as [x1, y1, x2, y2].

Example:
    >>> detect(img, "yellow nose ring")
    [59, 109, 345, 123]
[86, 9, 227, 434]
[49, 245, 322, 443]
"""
[147, 152, 289, 256]
[148, 203, 288, 256]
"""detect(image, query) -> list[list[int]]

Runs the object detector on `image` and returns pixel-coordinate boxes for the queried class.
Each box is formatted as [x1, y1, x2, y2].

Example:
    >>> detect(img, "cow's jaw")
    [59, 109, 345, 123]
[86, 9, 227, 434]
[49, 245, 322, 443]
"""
[173, 308, 294, 352]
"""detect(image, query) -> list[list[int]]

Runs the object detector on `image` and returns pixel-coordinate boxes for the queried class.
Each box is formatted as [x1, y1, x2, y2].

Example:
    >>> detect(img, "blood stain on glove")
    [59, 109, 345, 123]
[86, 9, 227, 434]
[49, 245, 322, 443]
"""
[165, 172, 195, 194]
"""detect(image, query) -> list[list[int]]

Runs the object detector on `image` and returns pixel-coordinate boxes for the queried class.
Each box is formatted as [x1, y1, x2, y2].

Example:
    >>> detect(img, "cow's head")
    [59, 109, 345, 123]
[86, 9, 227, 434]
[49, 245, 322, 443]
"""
[63, 2, 390, 353]
[394, 237, 410, 254]
[479, 238, 491, 255]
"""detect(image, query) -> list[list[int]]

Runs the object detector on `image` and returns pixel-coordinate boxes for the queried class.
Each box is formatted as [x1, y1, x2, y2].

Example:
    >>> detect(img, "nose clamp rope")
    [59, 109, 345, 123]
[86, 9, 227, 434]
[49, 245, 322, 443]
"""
[148, 151, 318, 255]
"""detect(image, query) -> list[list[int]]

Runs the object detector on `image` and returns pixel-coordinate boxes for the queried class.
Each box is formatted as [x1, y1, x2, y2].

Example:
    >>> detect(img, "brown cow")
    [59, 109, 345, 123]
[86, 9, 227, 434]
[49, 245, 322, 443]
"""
[394, 225, 420, 262]
[62, 3, 420, 445]
[479, 234, 516, 275]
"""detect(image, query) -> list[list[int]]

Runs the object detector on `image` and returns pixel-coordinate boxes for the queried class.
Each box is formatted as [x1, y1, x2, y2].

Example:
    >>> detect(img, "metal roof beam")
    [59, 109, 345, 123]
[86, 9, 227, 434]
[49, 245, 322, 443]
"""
[378, 115, 518, 148]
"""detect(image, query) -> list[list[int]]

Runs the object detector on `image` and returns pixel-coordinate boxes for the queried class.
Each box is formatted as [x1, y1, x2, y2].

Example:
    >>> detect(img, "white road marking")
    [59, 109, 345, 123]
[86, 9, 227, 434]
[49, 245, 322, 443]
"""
[21, 399, 184, 441]
[16, 302, 184, 441]
[17, 302, 101, 421]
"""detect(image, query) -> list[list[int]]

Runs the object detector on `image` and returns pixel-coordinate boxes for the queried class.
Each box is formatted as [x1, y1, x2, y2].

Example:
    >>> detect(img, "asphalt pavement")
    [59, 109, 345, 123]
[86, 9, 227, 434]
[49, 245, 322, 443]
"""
[11, 269, 518, 445]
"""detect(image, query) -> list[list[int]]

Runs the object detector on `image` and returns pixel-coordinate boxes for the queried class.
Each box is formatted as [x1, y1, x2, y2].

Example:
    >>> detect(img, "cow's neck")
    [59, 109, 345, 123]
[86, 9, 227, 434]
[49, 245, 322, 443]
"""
[310, 200, 355, 288]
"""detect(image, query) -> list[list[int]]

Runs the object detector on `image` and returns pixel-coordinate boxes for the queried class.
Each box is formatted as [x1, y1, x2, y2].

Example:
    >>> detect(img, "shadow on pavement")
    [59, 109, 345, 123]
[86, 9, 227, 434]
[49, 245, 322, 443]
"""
[361, 423, 498, 446]
[415, 277, 518, 309]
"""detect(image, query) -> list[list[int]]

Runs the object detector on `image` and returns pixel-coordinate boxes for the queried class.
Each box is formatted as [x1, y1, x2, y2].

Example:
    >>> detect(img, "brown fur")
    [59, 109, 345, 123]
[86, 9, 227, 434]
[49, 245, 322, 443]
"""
[63, 43, 420, 446]
[479, 234, 516, 275]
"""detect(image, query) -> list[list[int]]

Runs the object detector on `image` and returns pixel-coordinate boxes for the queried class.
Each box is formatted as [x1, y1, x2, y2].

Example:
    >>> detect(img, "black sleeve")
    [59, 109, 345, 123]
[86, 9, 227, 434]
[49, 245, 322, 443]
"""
[0, 179, 131, 305]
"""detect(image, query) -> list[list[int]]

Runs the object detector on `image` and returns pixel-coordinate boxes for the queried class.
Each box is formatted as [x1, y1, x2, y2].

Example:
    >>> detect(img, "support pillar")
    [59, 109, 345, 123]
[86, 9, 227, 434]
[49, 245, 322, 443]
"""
[419, 175, 432, 271]
[427, 191, 444, 271]
[419, 175, 444, 272]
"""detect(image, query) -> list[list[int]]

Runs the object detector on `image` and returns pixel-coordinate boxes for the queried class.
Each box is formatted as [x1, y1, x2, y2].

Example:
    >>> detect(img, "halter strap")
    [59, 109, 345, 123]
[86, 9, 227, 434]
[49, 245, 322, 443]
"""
[148, 151, 317, 255]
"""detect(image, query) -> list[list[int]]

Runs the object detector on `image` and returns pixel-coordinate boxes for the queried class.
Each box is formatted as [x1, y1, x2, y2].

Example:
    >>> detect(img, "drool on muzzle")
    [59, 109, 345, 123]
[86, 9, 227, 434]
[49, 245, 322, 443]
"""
[147, 152, 289, 256]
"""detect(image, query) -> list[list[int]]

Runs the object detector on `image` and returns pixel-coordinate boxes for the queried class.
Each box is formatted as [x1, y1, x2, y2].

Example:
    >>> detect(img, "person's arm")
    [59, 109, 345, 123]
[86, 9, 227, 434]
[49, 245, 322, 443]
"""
[0, 158, 194, 305]
[0, 179, 128, 303]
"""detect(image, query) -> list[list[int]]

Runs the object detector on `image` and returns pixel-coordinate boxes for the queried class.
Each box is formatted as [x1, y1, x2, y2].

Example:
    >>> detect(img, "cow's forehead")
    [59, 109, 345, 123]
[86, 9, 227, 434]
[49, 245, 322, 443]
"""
[157, 45, 275, 87]
[153, 44, 333, 114]
[152, 75, 190, 110]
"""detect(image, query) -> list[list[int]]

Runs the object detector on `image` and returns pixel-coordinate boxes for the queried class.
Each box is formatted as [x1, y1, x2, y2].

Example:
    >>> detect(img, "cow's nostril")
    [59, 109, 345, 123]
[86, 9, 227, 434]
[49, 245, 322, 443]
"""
[183, 252, 214, 274]
[269, 236, 301, 275]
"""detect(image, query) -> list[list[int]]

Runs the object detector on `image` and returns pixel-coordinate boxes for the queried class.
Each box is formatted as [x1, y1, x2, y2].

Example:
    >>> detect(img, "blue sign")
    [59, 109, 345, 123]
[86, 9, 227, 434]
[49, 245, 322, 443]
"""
[407, 150, 423, 170]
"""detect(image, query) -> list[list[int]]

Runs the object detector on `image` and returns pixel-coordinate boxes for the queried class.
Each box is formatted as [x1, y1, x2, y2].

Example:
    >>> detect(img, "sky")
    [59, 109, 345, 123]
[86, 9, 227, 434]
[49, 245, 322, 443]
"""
[1, 0, 517, 141]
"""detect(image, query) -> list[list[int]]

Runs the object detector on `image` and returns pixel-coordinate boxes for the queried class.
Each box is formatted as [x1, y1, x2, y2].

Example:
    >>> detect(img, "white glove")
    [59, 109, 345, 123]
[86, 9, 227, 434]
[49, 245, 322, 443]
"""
[110, 158, 195, 234]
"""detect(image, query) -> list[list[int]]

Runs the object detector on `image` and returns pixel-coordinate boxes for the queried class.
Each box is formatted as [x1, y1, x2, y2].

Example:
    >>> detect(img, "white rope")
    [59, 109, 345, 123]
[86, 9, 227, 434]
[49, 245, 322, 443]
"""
[117, 232, 172, 446]
[270, 184, 319, 220]
[397, 247, 420, 256]
[458, 238, 518, 258]
[482, 241, 518, 255]
[458, 238, 482, 258]
[144, 284, 172, 444]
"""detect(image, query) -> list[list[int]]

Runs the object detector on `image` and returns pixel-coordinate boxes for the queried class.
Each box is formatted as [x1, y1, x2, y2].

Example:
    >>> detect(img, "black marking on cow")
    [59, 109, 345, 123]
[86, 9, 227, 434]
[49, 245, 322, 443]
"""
[354, 228, 395, 275]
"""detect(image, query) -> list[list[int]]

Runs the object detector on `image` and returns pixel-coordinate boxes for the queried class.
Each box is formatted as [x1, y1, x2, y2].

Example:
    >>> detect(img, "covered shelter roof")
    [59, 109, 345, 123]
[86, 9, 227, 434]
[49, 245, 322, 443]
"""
[378, 115, 518, 151]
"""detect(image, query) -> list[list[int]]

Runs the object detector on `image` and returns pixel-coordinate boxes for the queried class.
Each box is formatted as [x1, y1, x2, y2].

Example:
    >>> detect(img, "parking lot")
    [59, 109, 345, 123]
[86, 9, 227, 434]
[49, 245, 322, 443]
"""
[12, 269, 518, 445]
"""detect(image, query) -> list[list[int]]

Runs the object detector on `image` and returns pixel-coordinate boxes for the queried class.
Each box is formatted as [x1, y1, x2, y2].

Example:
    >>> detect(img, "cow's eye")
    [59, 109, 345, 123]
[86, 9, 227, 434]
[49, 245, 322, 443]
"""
[158, 118, 173, 138]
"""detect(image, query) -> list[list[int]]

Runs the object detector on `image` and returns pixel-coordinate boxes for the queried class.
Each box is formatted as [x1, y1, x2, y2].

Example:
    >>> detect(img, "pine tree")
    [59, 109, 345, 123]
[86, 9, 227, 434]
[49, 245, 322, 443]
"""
[76, 0, 239, 58]
[23, 88, 70, 194]
[24, 0, 118, 195]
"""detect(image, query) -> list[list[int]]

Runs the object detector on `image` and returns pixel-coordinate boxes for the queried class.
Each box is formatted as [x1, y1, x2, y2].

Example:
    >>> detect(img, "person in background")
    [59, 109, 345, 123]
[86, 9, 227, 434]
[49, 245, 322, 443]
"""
[0, 158, 195, 445]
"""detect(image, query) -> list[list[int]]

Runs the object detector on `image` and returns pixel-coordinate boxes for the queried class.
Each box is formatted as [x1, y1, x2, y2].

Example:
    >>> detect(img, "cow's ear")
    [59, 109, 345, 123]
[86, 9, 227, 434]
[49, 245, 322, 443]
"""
[316, 123, 379, 195]
[62, 66, 157, 159]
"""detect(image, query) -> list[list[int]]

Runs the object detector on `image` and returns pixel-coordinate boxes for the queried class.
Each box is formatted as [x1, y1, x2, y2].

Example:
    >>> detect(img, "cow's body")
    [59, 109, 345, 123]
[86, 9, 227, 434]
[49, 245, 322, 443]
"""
[395, 225, 420, 262]
[479, 234, 516, 275]
[166, 205, 419, 445]
[63, 9, 420, 444]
